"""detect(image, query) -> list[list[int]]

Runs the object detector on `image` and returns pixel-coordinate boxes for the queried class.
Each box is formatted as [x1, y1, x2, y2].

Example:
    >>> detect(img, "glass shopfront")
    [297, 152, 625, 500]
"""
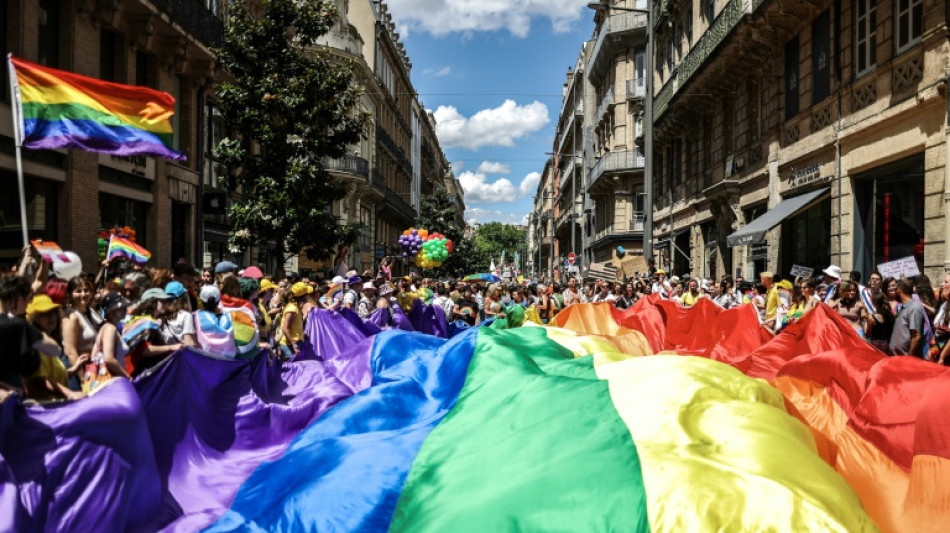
[781, 195, 831, 276]
[853, 156, 925, 277]
[0, 172, 58, 264]
[99, 193, 148, 247]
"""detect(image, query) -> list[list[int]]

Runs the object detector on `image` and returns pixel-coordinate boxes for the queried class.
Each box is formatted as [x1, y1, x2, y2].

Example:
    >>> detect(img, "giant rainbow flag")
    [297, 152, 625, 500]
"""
[8, 55, 185, 160]
[1, 299, 947, 532]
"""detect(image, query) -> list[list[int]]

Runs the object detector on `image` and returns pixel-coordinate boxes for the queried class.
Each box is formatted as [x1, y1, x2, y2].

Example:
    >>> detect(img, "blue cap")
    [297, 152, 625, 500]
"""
[214, 261, 238, 274]
[165, 281, 187, 298]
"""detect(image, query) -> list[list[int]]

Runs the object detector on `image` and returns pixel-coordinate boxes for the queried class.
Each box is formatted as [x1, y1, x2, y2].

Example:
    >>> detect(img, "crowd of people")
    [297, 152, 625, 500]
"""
[3, 244, 948, 405]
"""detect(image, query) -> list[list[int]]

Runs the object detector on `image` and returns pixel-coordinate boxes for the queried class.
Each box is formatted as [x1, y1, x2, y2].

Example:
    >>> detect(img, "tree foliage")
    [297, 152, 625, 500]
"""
[414, 186, 485, 277]
[474, 222, 526, 267]
[214, 0, 366, 262]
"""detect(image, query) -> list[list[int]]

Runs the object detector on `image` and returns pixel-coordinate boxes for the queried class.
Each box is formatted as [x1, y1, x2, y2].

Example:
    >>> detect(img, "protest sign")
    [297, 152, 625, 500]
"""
[877, 256, 921, 279]
[790, 265, 814, 278]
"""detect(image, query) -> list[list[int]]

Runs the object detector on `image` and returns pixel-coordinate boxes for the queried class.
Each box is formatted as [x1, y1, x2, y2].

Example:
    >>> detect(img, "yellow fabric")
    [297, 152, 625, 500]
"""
[397, 291, 419, 311]
[279, 302, 304, 346]
[591, 354, 876, 533]
[31, 353, 69, 386]
[257, 301, 273, 334]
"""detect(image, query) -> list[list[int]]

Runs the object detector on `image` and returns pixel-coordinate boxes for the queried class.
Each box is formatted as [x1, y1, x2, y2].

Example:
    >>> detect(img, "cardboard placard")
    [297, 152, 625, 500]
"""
[789, 265, 814, 278]
[877, 257, 921, 279]
[31, 240, 70, 264]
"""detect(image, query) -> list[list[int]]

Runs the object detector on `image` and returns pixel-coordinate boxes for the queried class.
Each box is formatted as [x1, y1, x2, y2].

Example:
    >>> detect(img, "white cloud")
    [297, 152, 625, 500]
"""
[477, 161, 511, 174]
[519, 171, 541, 195]
[465, 207, 531, 225]
[458, 171, 516, 203]
[434, 100, 549, 150]
[423, 66, 452, 77]
[386, 0, 591, 37]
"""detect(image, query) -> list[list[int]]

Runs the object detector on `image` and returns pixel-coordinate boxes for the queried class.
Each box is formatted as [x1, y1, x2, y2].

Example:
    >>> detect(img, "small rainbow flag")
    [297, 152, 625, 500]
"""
[8, 55, 185, 160]
[325, 283, 343, 300]
[107, 235, 151, 264]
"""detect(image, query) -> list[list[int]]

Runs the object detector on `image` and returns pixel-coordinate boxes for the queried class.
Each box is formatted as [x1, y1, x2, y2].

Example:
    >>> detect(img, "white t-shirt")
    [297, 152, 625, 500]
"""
[343, 290, 359, 308]
[358, 296, 373, 318]
[162, 310, 196, 344]
[651, 281, 671, 296]
[433, 296, 455, 318]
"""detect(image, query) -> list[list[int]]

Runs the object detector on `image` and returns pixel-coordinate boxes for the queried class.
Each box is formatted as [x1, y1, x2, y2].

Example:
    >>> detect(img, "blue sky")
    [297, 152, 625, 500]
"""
[386, 0, 596, 226]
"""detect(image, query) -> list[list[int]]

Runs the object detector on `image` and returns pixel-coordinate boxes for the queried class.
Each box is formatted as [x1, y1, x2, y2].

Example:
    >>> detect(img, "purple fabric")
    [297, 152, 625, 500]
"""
[368, 308, 391, 329]
[339, 307, 382, 337]
[0, 379, 162, 532]
[408, 299, 426, 329]
[392, 305, 414, 332]
[0, 345, 374, 532]
[305, 309, 373, 361]
[420, 305, 449, 338]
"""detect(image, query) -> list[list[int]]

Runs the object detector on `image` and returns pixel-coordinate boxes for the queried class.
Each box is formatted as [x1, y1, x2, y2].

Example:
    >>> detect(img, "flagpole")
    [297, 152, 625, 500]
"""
[7, 54, 29, 249]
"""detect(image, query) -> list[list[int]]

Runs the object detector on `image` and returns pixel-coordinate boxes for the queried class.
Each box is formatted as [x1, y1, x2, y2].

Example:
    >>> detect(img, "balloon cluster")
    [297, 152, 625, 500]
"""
[399, 228, 453, 269]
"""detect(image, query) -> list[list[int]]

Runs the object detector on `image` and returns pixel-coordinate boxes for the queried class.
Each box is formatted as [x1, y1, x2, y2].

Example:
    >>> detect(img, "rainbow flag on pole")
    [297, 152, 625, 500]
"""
[7, 55, 184, 160]
[106, 235, 151, 263]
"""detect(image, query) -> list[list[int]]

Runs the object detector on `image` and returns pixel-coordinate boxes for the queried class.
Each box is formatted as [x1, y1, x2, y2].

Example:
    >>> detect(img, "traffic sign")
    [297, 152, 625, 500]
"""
[568, 252, 576, 265]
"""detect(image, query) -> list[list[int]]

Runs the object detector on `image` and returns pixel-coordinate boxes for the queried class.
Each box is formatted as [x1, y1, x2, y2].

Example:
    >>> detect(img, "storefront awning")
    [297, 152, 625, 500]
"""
[726, 188, 829, 247]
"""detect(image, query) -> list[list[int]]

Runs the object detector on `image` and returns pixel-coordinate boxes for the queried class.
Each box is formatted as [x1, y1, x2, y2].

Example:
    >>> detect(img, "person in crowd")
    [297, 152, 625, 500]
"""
[378, 257, 393, 282]
[821, 265, 843, 303]
[149, 268, 173, 292]
[914, 274, 937, 319]
[86, 291, 132, 388]
[125, 288, 182, 377]
[214, 261, 239, 282]
[173, 262, 200, 310]
[861, 271, 883, 312]
[432, 284, 455, 319]
[473, 284, 486, 322]
[537, 284, 557, 323]
[765, 278, 794, 333]
[219, 275, 242, 299]
[1, 275, 62, 399]
[882, 277, 901, 314]
[713, 278, 737, 309]
[866, 292, 896, 355]
[681, 279, 704, 308]
[615, 283, 636, 310]
[933, 274, 950, 365]
[61, 275, 99, 392]
[200, 268, 214, 286]
[760, 272, 779, 323]
[890, 278, 927, 357]
[562, 278, 585, 307]
[484, 286, 505, 320]
[787, 277, 821, 323]
[453, 286, 478, 326]
[342, 274, 361, 311]
[24, 295, 85, 401]
[333, 245, 349, 278]
[358, 282, 377, 319]
[651, 270, 672, 297]
[591, 282, 611, 303]
[193, 285, 237, 358]
[279, 282, 311, 359]
[122, 271, 149, 305]
[831, 280, 869, 338]
[161, 281, 197, 347]
[257, 279, 277, 345]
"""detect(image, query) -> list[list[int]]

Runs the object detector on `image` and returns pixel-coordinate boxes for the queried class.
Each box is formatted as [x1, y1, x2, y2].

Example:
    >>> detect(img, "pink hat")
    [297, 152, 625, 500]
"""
[242, 265, 263, 279]
[362, 282, 376, 292]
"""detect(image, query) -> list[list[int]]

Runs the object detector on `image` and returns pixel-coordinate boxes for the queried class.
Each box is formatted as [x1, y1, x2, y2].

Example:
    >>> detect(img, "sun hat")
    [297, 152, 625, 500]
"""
[331, 275, 347, 285]
[242, 266, 264, 280]
[259, 279, 277, 292]
[100, 292, 130, 316]
[822, 265, 842, 279]
[291, 281, 314, 298]
[140, 287, 171, 303]
[347, 274, 362, 286]
[199, 285, 221, 306]
[164, 281, 187, 299]
[378, 282, 394, 297]
[656, 269, 666, 275]
[26, 294, 60, 318]
[214, 261, 239, 274]
[362, 281, 376, 292]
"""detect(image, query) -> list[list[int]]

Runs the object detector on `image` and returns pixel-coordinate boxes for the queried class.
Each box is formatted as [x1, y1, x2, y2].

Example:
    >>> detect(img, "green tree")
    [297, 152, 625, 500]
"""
[474, 222, 526, 267]
[214, 0, 366, 263]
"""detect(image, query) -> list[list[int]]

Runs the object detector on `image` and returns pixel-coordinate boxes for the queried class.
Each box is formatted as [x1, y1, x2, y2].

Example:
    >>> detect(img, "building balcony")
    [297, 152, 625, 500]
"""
[151, 0, 224, 47]
[626, 78, 645, 100]
[587, 150, 645, 191]
[589, 214, 645, 247]
[322, 155, 369, 181]
[556, 102, 584, 154]
[558, 157, 579, 192]
[588, 11, 648, 81]
[594, 87, 616, 127]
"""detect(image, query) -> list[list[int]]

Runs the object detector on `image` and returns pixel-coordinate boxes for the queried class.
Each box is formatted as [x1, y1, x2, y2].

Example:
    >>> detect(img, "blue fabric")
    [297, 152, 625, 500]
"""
[205, 328, 479, 532]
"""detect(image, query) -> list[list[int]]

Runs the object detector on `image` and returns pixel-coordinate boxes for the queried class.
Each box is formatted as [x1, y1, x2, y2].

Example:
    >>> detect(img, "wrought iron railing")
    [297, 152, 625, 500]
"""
[322, 155, 369, 179]
[152, 0, 224, 47]
[594, 87, 615, 126]
[588, 11, 649, 75]
[587, 150, 645, 189]
[626, 78, 645, 100]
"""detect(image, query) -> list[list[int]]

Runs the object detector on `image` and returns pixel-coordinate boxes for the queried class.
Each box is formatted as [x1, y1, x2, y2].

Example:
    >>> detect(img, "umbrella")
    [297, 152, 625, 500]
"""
[463, 273, 501, 283]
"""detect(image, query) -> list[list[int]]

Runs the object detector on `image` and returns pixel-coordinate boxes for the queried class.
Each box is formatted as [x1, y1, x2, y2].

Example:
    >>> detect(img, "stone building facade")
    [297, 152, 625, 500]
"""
[1, 0, 220, 270]
[651, 0, 949, 281]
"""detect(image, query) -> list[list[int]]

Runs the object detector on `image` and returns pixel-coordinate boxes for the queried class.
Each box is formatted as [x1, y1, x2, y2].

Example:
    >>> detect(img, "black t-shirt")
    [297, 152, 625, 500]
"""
[0, 315, 43, 389]
[455, 298, 478, 325]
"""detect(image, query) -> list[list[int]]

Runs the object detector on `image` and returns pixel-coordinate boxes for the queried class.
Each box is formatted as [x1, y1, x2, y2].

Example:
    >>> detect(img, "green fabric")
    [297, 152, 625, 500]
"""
[21, 102, 174, 144]
[390, 327, 650, 532]
[489, 303, 525, 330]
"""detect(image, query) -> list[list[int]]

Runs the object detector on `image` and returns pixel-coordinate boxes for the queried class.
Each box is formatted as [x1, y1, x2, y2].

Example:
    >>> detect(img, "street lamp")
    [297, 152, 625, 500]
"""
[587, 0, 654, 264]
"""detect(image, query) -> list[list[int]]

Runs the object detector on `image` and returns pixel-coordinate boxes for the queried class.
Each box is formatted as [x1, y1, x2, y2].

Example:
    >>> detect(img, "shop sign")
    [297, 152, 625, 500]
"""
[787, 163, 830, 189]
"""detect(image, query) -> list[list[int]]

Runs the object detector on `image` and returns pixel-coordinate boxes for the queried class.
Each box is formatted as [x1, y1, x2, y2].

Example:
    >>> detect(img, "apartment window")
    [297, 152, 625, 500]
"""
[172, 76, 183, 151]
[812, 10, 831, 103]
[685, 8, 693, 45]
[38, 0, 60, 67]
[706, 0, 716, 22]
[895, 0, 923, 53]
[667, 36, 675, 71]
[722, 100, 734, 155]
[784, 37, 800, 121]
[135, 51, 154, 88]
[635, 49, 645, 81]
[100, 28, 118, 81]
[204, 104, 226, 189]
[854, 0, 877, 76]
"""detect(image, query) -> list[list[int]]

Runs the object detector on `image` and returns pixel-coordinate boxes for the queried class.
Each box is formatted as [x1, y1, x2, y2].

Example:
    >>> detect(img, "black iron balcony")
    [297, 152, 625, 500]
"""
[152, 0, 224, 47]
[587, 150, 645, 190]
[322, 155, 369, 180]
[588, 11, 648, 81]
